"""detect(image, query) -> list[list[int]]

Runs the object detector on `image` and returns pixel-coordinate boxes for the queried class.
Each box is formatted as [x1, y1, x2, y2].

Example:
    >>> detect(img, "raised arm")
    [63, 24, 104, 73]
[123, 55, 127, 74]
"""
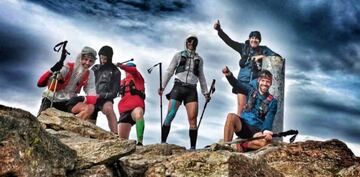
[222, 66, 252, 95]
[214, 20, 243, 53]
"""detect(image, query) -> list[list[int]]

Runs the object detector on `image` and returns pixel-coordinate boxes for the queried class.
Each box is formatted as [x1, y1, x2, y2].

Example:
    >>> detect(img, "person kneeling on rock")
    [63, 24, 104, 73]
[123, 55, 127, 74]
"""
[37, 46, 98, 121]
[117, 62, 145, 146]
[222, 66, 278, 152]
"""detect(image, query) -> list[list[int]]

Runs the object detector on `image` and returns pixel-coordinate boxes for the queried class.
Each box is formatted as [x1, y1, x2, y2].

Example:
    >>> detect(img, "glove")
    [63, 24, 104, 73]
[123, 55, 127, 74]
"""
[66, 96, 85, 107]
[50, 61, 63, 72]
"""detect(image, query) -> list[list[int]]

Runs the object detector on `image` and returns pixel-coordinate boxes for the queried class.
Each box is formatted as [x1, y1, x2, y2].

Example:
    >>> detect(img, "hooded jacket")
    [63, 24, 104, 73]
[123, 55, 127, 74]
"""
[162, 36, 208, 95]
[37, 47, 97, 104]
[91, 46, 121, 100]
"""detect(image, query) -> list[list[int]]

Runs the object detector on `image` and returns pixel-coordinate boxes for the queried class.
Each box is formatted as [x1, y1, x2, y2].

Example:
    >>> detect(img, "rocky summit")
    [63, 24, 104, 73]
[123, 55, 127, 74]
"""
[0, 104, 359, 177]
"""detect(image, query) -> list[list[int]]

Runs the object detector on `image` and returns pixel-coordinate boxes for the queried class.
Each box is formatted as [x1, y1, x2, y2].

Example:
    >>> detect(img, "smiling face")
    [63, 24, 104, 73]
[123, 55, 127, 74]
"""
[80, 54, 95, 69]
[258, 76, 272, 94]
[249, 36, 260, 48]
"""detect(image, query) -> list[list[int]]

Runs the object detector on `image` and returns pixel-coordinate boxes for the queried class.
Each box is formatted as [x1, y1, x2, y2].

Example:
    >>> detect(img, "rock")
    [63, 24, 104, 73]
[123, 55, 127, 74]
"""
[38, 108, 116, 140]
[2, 105, 360, 177]
[120, 144, 186, 177]
[42, 116, 136, 170]
[337, 163, 360, 177]
[68, 165, 114, 177]
[0, 105, 76, 177]
[257, 139, 359, 177]
[145, 151, 283, 177]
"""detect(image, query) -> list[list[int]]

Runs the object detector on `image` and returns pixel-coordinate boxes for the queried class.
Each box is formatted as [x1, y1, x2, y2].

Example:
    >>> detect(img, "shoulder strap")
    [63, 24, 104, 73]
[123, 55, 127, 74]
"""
[76, 69, 89, 93]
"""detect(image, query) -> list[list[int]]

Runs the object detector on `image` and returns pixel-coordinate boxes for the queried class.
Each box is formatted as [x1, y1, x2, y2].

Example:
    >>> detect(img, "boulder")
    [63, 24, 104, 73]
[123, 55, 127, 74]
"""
[0, 105, 76, 177]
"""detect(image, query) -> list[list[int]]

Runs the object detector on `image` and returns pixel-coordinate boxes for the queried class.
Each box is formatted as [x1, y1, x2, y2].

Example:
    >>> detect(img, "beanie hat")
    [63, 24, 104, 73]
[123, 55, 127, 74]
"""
[98, 46, 113, 62]
[249, 31, 261, 42]
[126, 62, 136, 67]
[81, 46, 97, 60]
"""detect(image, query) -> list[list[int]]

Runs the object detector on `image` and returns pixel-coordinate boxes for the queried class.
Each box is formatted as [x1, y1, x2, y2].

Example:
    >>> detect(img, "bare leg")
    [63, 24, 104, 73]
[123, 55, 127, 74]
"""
[71, 102, 94, 120]
[247, 132, 270, 150]
[118, 123, 132, 139]
[223, 113, 242, 142]
[185, 102, 198, 129]
[101, 101, 118, 133]
[237, 93, 247, 116]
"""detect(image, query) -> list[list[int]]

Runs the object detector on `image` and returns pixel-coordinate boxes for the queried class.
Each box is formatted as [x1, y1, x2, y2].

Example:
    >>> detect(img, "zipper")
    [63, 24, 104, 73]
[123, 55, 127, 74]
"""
[185, 55, 192, 83]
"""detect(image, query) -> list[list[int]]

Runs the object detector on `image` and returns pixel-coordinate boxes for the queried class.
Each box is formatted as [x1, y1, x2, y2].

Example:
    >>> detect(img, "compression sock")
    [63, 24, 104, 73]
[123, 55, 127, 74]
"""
[189, 128, 198, 150]
[135, 119, 145, 145]
[161, 125, 171, 143]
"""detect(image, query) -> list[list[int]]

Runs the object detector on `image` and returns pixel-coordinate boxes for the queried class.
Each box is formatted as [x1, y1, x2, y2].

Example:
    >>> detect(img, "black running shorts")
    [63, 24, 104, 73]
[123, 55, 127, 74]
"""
[166, 82, 198, 105]
[118, 110, 136, 125]
[235, 116, 261, 139]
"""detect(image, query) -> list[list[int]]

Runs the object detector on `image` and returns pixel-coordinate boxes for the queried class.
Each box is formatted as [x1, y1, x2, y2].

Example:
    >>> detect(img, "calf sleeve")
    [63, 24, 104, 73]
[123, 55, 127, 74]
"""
[163, 100, 177, 126]
[189, 128, 198, 149]
[161, 125, 171, 143]
[136, 119, 145, 144]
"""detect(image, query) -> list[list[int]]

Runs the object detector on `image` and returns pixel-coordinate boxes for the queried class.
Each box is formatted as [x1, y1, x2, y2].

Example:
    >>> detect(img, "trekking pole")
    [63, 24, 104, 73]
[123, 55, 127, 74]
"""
[116, 58, 134, 65]
[50, 41, 70, 108]
[225, 129, 299, 145]
[197, 79, 216, 129]
[147, 62, 163, 142]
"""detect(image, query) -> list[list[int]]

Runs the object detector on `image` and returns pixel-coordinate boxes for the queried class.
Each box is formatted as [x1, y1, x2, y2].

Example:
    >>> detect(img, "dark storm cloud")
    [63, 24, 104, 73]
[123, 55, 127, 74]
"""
[225, 0, 360, 74]
[27, 0, 196, 32]
[286, 79, 360, 143]
[0, 21, 47, 92]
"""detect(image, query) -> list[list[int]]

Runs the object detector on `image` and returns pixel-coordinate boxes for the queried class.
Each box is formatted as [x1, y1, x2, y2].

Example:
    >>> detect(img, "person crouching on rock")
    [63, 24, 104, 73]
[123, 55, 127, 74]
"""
[37, 46, 97, 120]
[91, 46, 121, 133]
[222, 67, 278, 152]
[158, 35, 209, 150]
[117, 62, 145, 146]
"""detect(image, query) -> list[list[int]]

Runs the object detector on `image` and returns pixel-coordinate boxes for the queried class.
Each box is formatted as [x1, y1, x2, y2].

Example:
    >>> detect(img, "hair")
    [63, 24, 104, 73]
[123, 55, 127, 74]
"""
[258, 69, 272, 79]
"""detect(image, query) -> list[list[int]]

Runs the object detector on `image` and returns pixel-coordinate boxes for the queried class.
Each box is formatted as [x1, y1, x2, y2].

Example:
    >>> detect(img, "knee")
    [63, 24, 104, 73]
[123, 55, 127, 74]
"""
[103, 104, 114, 114]
[87, 104, 94, 114]
[226, 113, 238, 122]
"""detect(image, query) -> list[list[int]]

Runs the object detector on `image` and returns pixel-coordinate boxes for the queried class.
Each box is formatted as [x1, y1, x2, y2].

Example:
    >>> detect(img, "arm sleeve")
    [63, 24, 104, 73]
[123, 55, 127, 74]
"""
[218, 29, 244, 54]
[37, 71, 52, 87]
[198, 56, 208, 95]
[261, 99, 278, 131]
[225, 73, 252, 95]
[37, 65, 68, 87]
[162, 53, 179, 89]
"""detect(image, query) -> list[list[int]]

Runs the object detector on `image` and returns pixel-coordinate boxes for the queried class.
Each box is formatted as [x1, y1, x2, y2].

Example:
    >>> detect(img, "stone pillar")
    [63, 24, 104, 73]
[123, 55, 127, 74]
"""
[262, 56, 285, 138]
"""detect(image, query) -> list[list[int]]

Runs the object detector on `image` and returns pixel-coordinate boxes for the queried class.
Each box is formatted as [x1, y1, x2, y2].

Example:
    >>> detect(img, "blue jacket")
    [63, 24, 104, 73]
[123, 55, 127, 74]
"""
[226, 74, 278, 131]
[218, 29, 278, 82]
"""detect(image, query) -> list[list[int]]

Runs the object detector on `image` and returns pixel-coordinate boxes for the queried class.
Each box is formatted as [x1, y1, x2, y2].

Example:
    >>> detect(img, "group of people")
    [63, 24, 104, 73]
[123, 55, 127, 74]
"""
[37, 20, 281, 151]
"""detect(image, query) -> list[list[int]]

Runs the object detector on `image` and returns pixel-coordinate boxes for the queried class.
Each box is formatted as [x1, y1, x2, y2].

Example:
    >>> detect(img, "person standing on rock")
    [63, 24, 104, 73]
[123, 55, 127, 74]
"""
[222, 66, 278, 152]
[158, 35, 209, 150]
[91, 46, 120, 134]
[117, 62, 145, 146]
[214, 20, 279, 116]
[37, 46, 98, 120]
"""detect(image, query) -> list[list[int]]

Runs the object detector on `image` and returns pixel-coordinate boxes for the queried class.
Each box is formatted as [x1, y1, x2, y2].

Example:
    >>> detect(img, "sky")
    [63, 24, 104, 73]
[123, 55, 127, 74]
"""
[0, 0, 359, 155]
